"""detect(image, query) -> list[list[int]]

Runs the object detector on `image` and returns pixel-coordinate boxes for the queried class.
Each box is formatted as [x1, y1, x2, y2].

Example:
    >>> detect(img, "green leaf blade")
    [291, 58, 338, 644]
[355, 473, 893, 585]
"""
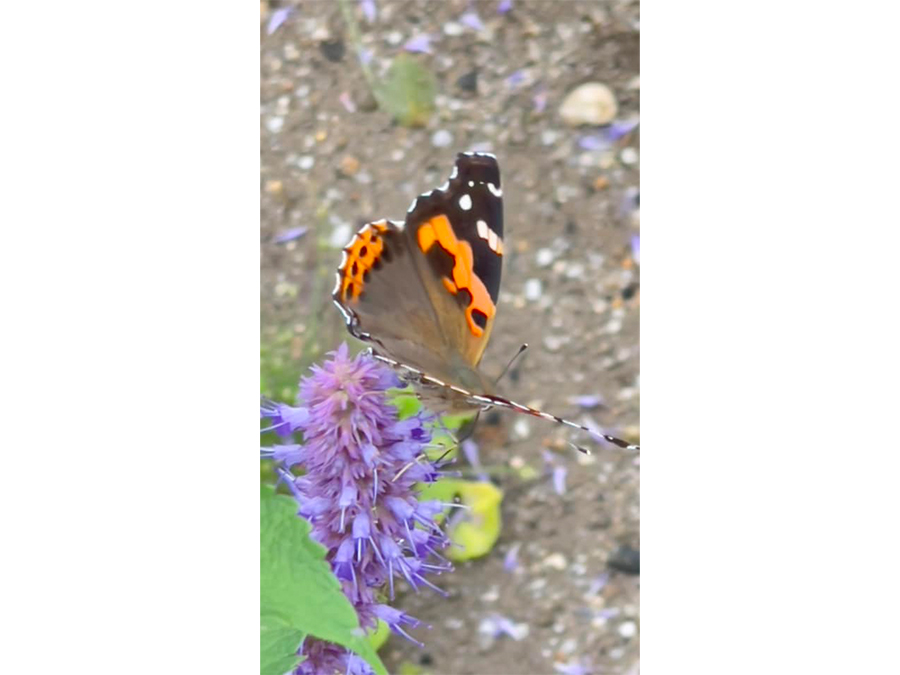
[260, 486, 387, 675]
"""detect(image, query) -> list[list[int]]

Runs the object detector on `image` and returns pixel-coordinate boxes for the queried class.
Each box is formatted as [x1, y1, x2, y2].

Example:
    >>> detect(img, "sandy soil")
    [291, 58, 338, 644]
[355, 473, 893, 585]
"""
[261, 2, 639, 673]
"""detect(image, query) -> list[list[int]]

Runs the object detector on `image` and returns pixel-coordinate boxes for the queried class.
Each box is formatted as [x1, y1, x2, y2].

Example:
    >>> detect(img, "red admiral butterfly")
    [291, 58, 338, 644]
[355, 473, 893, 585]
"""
[333, 152, 638, 452]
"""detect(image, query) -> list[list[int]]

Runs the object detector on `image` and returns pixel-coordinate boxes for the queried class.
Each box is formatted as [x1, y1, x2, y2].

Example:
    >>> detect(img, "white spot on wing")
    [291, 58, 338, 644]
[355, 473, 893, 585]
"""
[459, 194, 473, 211]
[468, 180, 475, 187]
[488, 228, 498, 251]
[487, 182, 502, 197]
[477, 219, 489, 239]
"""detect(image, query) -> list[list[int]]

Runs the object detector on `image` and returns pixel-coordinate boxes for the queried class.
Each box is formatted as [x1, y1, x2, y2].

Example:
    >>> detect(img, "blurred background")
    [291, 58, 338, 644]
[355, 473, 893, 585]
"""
[261, 1, 639, 673]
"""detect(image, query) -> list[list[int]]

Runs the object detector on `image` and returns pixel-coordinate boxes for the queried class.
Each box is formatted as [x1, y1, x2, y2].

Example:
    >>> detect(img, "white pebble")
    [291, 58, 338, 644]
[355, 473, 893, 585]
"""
[620, 147, 639, 165]
[297, 155, 315, 170]
[559, 82, 618, 126]
[266, 117, 284, 133]
[443, 21, 464, 36]
[543, 552, 568, 570]
[329, 223, 351, 249]
[618, 621, 637, 638]
[524, 278, 542, 301]
[432, 129, 453, 148]
[512, 418, 531, 440]
[536, 248, 555, 267]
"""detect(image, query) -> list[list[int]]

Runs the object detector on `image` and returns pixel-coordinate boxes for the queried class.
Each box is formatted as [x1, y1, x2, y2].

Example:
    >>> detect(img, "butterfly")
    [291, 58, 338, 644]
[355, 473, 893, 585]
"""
[332, 152, 638, 452]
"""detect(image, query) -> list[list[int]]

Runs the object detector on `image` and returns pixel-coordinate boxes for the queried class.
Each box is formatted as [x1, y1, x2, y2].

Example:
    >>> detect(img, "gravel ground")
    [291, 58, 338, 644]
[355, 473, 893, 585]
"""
[261, 1, 640, 673]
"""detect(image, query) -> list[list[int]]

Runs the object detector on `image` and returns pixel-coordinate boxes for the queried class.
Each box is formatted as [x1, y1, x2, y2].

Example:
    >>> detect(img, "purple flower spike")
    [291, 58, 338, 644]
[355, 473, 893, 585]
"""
[403, 34, 433, 54]
[261, 344, 451, 673]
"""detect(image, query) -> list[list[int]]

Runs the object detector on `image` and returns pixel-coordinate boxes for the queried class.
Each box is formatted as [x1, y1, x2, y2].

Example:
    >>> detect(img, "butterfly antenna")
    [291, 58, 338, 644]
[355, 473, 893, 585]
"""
[470, 393, 640, 452]
[495, 343, 528, 385]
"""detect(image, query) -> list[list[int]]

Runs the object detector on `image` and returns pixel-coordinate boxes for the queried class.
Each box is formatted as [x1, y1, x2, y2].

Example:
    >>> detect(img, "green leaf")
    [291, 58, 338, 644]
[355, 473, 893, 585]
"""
[375, 54, 436, 127]
[260, 486, 388, 675]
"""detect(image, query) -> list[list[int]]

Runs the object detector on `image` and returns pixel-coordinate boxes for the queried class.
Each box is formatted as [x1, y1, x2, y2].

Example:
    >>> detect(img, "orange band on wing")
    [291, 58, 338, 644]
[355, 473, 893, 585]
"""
[341, 221, 387, 301]
[416, 214, 495, 337]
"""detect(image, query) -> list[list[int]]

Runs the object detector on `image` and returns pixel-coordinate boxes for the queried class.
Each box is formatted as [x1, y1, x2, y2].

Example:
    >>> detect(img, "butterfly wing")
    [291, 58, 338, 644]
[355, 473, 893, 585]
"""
[332, 152, 504, 394]
[401, 152, 504, 368]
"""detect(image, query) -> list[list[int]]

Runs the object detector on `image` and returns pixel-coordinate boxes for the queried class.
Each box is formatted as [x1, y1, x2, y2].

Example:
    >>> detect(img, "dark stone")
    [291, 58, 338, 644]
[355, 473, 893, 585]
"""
[456, 69, 478, 93]
[607, 545, 640, 574]
[319, 39, 345, 62]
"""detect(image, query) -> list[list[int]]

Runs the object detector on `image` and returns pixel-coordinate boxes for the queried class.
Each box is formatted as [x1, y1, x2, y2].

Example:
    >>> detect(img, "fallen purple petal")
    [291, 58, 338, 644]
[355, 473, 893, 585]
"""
[503, 542, 521, 572]
[578, 134, 612, 152]
[498, 0, 514, 13]
[568, 394, 605, 409]
[505, 69, 526, 88]
[552, 465, 567, 496]
[631, 234, 640, 264]
[587, 572, 609, 595]
[274, 226, 308, 244]
[553, 660, 592, 675]
[459, 10, 486, 32]
[359, 0, 377, 23]
[266, 7, 293, 36]
[403, 34, 433, 54]
[338, 91, 357, 113]
[532, 89, 548, 113]
[480, 613, 529, 641]
[607, 118, 639, 142]
[358, 48, 374, 65]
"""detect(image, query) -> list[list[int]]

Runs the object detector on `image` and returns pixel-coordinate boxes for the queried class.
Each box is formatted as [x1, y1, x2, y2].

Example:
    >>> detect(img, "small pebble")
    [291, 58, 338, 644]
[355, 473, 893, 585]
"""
[512, 418, 531, 440]
[339, 156, 360, 176]
[266, 117, 284, 133]
[481, 586, 500, 603]
[618, 621, 637, 638]
[536, 248, 555, 267]
[543, 335, 565, 352]
[565, 263, 585, 279]
[457, 69, 478, 93]
[329, 223, 351, 248]
[543, 552, 568, 570]
[443, 21, 464, 36]
[524, 278, 542, 301]
[620, 147, 639, 165]
[432, 129, 453, 148]
[297, 155, 315, 170]
[559, 82, 618, 126]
